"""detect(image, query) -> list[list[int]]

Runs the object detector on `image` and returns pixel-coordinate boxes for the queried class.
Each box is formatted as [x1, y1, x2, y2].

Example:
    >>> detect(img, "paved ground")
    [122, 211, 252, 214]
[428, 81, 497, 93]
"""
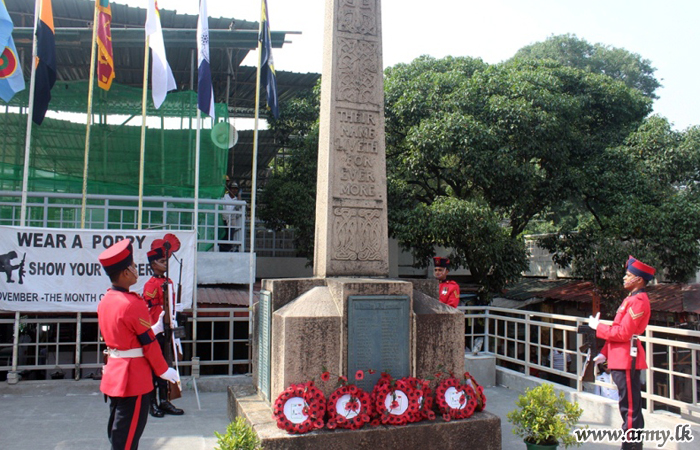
[1, 376, 697, 449]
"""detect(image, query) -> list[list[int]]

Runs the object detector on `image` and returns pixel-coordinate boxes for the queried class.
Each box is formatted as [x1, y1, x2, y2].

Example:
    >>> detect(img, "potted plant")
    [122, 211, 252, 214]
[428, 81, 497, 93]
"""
[506, 383, 584, 449]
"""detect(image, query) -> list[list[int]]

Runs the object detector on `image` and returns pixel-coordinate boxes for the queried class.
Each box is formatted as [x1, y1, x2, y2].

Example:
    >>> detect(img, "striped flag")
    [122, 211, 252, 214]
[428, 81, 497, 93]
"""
[0, 0, 25, 102]
[146, 0, 176, 109]
[197, 0, 214, 118]
[96, 0, 114, 91]
[259, 0, 279, 119]
[33, 0, 56, 125]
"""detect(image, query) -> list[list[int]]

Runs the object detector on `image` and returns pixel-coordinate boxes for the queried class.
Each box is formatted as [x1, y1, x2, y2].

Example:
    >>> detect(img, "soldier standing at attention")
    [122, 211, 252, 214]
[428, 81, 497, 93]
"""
[433, 256, 460, 308]
[98, 240, 179, 449]
[588, 256, 654, 450]
[143, 244, 185, 417]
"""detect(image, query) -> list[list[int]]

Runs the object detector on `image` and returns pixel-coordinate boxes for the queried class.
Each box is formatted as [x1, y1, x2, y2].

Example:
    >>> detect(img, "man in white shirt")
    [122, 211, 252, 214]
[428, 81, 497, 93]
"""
[595, 362, 620, 401]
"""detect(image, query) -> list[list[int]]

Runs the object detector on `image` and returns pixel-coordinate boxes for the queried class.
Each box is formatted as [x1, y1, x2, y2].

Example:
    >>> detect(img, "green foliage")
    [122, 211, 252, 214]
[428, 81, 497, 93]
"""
[507, 383, 584, 448]
[259, 35, 700, 299]
[214, 417, 262, 450]
[514, 33, 661, 99]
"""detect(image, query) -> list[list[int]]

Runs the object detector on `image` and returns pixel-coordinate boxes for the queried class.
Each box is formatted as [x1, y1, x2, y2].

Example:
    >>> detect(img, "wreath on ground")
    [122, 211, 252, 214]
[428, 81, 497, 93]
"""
[434, 376, 478, 421]
[372, 375, 421, 426]
[326, 383, 373, 430]
[272, 381, 326, 434]
[464, 371, 487, 411]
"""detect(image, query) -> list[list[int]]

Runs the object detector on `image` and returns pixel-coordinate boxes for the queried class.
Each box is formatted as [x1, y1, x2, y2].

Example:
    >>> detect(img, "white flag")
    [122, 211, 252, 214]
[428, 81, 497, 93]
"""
[146, 0, 176, 109]
[197, 0, 215, 117]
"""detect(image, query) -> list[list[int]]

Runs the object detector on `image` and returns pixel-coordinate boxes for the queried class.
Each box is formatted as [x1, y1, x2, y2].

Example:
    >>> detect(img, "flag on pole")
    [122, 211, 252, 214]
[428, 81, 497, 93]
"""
[96, 0, 114, 91]
[197, 0, 214, 118]
[146, 0, 176, 109]
[0, 0, 25, 102]
[32, 0, 56, 125]
[259, 0, 279, 119]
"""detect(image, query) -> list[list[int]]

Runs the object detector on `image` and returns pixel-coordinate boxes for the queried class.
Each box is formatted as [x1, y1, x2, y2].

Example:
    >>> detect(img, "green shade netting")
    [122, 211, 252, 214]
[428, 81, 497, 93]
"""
[1, 80, 230, 199]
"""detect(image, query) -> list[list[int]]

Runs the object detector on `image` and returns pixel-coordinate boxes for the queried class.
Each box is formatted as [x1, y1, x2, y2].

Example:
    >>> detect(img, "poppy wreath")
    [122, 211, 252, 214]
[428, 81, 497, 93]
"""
[372, 377, 421, 426]
[404, 377, 435, 422]
[326, 384, 372, 430]
[463, 371, 487, 411]
[272, 381, 326, 434]
[434, 376, 478, 421]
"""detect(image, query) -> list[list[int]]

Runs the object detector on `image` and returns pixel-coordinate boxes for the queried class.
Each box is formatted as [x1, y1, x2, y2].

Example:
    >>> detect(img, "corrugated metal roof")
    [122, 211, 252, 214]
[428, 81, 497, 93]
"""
[197, 284, 260, 307]
[500, 278, 700, 314]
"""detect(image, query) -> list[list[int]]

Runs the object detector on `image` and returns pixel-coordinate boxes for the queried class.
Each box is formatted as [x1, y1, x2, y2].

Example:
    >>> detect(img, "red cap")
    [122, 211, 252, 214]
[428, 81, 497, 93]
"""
[147, 247, 164, 263]
[626, 256, 655, 282]
[433, 256, 450, 268]
[98, 240, 133, 275]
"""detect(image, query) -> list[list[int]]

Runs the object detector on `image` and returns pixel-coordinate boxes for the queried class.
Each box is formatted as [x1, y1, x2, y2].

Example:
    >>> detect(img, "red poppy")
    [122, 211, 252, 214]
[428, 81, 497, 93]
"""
[368, 369, 376, 374]
[355, 370, 365, 381]
[443, 413, 451, 422]
[338, 375, 348, 385]
[327, 419, 337, 430]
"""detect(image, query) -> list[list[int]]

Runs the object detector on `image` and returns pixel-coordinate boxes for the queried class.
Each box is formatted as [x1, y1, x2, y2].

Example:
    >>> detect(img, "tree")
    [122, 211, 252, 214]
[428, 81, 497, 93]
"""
[539, 117, 700, 311]
[514, 34, 661, 99]
[259, 37, 700, 305]
[385, 55, 651, 301]
[258, 86, 320, 259]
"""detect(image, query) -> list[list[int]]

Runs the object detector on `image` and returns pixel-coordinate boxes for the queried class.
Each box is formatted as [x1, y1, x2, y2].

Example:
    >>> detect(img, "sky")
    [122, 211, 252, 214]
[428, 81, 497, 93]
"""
[114, 0, 700, 131]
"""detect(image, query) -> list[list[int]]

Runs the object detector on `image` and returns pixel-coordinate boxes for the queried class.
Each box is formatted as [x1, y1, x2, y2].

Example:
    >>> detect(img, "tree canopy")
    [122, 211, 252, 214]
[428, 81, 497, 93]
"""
[259, 34, 700, 305]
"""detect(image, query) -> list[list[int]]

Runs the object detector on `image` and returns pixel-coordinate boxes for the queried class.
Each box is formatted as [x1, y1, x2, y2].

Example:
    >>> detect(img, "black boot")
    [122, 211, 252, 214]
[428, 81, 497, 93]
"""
[159, 400, 184, 415]
[149, 398, 164, 418]
[158, 385, 184, 415]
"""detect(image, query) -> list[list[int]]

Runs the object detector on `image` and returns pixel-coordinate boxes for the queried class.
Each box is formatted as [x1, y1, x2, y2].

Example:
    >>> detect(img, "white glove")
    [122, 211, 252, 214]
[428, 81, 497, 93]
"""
[593, 353, 606, 365]
[159, 367, 180, 384]
[151, 311, 165, 335]
[587, 312, 601, 330]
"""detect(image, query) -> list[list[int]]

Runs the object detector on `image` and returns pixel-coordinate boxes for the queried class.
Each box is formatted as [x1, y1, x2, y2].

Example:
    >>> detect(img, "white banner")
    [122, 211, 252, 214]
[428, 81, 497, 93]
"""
[0, 226, 196, 313]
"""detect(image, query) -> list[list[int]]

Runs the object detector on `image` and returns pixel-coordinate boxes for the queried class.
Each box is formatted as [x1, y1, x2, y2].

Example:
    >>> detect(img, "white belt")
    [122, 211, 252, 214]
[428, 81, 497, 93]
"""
[104, 348, 144, 358]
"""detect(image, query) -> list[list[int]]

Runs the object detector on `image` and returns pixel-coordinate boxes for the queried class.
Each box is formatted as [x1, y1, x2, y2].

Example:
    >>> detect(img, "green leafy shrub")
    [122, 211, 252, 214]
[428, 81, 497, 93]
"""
[506, 383, 584, 448]
[214, 416, 262, 450]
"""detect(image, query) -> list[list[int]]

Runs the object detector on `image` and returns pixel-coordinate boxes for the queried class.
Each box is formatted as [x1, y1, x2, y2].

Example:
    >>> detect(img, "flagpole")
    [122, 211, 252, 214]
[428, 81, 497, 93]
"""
[80, 3, 100, 228]
[19, 0, 42, 227]
[248, 0, 264, 335]
[138, 36, 150, 230]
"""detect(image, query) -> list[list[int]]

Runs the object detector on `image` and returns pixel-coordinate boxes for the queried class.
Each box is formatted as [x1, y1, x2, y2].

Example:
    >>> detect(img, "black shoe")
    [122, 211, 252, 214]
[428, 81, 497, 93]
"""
[159, 401, 184, 415]
[150, 401, 164, 418]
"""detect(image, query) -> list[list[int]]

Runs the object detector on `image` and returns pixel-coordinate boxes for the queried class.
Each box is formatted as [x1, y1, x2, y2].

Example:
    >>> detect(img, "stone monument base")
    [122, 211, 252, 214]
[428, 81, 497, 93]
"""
[228, 382, 501, 450]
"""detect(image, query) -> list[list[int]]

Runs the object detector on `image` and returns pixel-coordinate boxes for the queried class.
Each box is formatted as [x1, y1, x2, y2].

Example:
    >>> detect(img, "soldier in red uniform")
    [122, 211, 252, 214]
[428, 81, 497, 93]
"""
[98, 239, 179, 450]
[142, 244, 184, 417]
[588, 256, 654, 450]
[433, 256, 460, 308]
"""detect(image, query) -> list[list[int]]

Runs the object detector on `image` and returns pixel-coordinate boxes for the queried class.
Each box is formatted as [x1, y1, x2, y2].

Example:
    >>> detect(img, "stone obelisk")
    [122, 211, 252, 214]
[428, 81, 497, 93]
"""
[314, 0, 389, 277]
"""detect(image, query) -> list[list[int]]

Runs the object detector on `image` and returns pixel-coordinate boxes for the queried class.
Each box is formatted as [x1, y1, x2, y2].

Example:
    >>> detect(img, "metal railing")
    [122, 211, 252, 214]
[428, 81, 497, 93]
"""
[3, 302, 697, 419]
[0, 308, 251, 381]
[0, 191, 246, 252]
[460, 306, 700, 417]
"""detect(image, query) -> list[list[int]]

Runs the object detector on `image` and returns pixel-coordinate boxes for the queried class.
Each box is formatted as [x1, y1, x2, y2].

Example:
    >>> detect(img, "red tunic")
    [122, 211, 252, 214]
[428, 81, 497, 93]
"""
[596, 290, 651, 370]
[98, 287, 169, 397]
[142, 276, 173, 324]
[438, 280, 460, 308]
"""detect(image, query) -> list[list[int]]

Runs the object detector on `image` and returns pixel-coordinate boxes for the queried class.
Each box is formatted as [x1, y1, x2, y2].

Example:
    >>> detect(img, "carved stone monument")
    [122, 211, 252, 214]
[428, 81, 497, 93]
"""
[230, 1, 500, 448]
[314, 0, 389, 277]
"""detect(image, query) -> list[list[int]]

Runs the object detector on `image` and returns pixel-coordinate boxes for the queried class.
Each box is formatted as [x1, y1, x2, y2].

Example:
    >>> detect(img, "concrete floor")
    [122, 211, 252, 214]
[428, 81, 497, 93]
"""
[0, 376, 697, 449]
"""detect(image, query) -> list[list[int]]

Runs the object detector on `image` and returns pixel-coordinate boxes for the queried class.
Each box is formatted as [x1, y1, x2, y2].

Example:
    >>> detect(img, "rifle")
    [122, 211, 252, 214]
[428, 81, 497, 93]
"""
[577, 324, 599, 382]
[162, 240, 182, 400]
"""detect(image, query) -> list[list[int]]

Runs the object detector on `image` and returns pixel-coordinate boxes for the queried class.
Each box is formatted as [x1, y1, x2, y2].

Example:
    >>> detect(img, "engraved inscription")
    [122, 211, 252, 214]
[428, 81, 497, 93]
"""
[348, 296, 410, 392]
[339, 0, 377, 36]
[333, 207, 382, 261]
[338, 38, 379, 104]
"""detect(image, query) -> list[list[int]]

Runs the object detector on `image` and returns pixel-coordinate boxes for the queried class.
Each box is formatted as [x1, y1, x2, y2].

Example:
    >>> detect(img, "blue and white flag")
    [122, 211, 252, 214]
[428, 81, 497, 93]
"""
[0, 0, 25, 102]
[197, 0, 214, 118]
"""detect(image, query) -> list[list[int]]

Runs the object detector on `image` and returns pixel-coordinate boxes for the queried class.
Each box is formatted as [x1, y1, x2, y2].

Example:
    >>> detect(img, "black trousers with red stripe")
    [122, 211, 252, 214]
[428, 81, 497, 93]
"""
[611, 367, 644, 449]
[107, 391, 152, 450]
